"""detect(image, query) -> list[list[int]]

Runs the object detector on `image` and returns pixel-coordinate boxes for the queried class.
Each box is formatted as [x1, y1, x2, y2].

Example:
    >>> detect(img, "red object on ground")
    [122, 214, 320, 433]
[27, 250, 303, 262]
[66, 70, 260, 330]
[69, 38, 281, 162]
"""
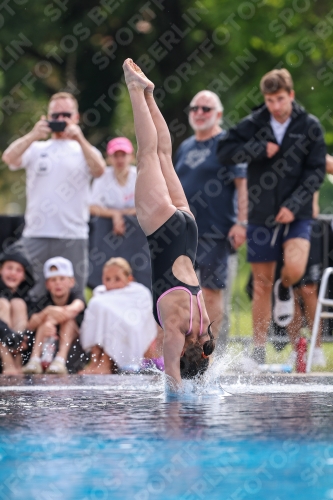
[296, 337, 307, 373]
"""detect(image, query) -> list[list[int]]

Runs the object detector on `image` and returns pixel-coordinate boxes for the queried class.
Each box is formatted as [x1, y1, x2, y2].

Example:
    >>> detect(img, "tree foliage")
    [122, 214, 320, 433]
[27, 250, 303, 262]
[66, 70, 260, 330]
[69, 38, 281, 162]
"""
[0, 0, 332, 210]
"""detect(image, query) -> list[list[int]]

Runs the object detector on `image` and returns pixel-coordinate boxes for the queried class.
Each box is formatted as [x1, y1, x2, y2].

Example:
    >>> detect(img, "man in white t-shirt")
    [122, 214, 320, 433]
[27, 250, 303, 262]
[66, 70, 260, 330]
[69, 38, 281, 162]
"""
[90, 137, 136, 235]
[2, 92, 106, 297]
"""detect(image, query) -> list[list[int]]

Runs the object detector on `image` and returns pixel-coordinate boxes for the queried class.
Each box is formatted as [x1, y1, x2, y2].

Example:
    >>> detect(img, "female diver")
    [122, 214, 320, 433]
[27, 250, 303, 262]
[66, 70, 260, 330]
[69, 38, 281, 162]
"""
[123, 59, 215, 389]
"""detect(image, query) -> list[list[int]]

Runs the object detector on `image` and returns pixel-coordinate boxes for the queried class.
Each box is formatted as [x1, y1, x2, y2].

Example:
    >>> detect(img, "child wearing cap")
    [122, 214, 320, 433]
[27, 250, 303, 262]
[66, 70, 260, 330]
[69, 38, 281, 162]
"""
[90, 137, 136, 235]
[23, 256, 85, 375]
[0, 249, 35, 375]
[80, 257, 161, 374]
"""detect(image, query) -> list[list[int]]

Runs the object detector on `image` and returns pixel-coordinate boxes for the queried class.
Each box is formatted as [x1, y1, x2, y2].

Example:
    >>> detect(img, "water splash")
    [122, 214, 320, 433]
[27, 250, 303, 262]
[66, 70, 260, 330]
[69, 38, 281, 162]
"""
[163, 349, 242, 399]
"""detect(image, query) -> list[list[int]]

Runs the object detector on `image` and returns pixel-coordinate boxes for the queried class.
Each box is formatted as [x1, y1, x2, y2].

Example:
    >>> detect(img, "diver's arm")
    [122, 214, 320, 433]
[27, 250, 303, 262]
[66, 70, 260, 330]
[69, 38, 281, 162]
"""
[163, 330, 185, 390]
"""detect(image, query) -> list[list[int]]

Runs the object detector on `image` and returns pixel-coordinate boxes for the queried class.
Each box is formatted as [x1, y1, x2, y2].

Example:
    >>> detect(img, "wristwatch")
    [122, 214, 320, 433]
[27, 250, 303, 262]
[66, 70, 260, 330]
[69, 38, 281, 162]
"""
[236, 220, 248, 228]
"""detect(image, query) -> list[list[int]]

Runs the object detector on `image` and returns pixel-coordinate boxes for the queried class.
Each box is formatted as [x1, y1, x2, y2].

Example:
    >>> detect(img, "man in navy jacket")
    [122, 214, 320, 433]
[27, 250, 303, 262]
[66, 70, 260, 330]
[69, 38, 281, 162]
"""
[217, 69, 326, 369]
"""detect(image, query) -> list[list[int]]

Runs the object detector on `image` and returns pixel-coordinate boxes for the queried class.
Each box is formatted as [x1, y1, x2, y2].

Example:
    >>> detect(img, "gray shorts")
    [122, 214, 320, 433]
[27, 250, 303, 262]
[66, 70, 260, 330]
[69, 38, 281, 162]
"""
[20, 237, 88, 298]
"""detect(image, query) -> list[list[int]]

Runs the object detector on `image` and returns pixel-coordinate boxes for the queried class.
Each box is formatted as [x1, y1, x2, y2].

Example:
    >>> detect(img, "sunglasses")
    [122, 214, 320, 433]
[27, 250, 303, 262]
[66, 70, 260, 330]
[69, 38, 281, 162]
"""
[50, 112, 72, 120]
[189, 106, 215, 113]
[202, 323, 215, 358]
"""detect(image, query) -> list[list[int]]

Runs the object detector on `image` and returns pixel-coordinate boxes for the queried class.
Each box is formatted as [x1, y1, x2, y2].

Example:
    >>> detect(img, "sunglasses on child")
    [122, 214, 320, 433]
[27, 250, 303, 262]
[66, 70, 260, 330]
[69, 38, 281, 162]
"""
[189, 106, 215, 113]
[202, 323, 215, 358]
[50, 112, 72, 120]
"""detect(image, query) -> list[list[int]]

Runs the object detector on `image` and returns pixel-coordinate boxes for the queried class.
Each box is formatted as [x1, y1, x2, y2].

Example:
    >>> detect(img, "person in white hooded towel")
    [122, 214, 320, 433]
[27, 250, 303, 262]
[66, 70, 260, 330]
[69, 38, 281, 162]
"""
[80, 257, 157, 373]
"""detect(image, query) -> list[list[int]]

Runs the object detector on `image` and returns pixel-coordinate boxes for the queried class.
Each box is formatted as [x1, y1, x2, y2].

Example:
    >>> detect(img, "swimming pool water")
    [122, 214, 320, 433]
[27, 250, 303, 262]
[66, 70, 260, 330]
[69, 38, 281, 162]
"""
[0, 374, 333, 500]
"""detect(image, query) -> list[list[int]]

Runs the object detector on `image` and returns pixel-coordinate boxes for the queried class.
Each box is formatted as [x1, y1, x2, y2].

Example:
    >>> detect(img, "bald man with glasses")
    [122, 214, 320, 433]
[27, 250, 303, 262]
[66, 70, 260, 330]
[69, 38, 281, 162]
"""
[175, 90, 247, 343]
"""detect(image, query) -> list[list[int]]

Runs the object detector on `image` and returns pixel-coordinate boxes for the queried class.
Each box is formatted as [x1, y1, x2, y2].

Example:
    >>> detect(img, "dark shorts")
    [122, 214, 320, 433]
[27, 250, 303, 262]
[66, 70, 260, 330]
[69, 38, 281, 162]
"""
[195, 237, 232, 290]
[247, 220, 313, 263]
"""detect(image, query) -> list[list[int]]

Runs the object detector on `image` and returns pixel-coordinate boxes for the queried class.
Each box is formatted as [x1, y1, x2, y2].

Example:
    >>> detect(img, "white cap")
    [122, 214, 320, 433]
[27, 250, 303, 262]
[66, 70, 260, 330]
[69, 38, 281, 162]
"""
[43, 257, 74, 279]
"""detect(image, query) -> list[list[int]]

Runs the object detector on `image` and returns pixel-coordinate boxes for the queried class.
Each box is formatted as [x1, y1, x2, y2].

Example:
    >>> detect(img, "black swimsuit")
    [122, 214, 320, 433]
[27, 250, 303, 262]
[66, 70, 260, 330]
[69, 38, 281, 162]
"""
[146, 210, 203, 334]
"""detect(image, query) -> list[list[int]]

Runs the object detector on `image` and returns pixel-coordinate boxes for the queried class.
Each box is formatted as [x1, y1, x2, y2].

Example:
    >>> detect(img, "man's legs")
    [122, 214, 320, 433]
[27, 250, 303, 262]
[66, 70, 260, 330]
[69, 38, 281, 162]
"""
[281, 238, 310, 288]
[21, 237, 49, 298]
[251, 262, 276, 361]
[287, 289, 303, 349]
[253, 238, 308, 352]
[299, 284, 321, 347]
[288, 283, 322, 349]
[287, 282, 325, 366]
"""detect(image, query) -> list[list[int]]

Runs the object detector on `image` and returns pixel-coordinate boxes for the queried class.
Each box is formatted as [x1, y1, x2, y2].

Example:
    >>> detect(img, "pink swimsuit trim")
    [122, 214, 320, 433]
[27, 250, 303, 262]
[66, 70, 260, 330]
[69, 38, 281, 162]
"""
[156, 286, 203, 336]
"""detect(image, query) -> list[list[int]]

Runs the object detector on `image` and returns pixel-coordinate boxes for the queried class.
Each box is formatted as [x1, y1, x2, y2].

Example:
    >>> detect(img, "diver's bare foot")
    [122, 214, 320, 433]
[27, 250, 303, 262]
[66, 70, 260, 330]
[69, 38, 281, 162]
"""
[123, 58, 154, 92]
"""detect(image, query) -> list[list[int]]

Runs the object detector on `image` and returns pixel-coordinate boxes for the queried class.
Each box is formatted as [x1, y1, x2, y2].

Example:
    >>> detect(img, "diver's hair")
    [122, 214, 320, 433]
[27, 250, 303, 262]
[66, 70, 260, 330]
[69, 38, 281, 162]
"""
[180, 343, 209, 379]
[103, 257, 132, 277]
[260, 69, 293, 95]
[180, 323, 216, 379]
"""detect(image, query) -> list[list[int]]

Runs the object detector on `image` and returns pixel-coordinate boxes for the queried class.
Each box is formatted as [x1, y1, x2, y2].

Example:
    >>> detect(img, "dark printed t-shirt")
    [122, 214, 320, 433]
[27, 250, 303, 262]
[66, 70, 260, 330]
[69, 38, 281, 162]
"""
[175, 131, 247, 238]
[30, 289, 85, 327]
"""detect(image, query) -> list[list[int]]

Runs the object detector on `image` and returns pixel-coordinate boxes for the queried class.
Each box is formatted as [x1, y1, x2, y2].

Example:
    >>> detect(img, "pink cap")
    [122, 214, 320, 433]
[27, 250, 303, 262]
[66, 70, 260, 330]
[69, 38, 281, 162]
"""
[106, 137, 133, 155]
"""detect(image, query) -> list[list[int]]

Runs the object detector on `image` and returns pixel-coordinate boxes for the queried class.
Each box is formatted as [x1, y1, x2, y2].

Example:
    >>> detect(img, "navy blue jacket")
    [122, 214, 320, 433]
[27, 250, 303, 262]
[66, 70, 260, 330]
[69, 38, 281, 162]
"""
[217, 102, 326, 226]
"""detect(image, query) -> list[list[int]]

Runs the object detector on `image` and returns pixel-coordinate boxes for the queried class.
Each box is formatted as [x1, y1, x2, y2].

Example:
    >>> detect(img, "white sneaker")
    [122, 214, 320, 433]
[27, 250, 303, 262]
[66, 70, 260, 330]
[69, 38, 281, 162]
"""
[273, 279, 294, 327]
[238, 355, 260, 373]
[46, 358, 68, 374]
[286, 350, 297, 366]
[22, 358, 43, 374]
[312, 347, 326, 368]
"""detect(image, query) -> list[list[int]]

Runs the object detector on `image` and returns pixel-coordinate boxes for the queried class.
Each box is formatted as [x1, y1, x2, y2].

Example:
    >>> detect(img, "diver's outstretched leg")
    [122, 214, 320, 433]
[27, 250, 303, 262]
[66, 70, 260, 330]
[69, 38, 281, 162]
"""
[123, 59, 176, 235]
[144, 90, 191, 214]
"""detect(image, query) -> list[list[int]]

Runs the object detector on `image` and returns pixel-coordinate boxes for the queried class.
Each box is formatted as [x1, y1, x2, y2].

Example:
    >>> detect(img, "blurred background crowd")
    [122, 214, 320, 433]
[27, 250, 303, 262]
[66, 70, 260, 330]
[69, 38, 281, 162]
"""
[0, 0, 333, 375]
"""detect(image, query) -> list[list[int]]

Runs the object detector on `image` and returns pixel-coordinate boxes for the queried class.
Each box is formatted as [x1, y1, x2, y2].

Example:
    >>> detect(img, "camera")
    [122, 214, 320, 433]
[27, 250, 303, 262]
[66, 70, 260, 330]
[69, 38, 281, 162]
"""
[47, 121, 67, 132]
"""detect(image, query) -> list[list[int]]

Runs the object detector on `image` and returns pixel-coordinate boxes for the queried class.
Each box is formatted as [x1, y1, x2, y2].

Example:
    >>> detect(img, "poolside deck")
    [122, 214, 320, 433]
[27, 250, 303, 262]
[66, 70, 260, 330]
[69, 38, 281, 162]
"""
[0, 372, 332, 390]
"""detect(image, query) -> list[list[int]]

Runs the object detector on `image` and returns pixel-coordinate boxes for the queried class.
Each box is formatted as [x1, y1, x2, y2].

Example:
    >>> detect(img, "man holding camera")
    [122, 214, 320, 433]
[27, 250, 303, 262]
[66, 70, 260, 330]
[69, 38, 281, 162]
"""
[2, 92, 106, 297]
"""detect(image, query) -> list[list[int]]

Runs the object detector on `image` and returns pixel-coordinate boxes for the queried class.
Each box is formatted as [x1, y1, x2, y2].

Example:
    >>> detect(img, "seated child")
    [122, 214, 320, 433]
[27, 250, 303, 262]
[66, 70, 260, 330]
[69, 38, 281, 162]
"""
[23, 257, 85, 375]
[0, 249, 35, 375]
[80, 257, 160, 374]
